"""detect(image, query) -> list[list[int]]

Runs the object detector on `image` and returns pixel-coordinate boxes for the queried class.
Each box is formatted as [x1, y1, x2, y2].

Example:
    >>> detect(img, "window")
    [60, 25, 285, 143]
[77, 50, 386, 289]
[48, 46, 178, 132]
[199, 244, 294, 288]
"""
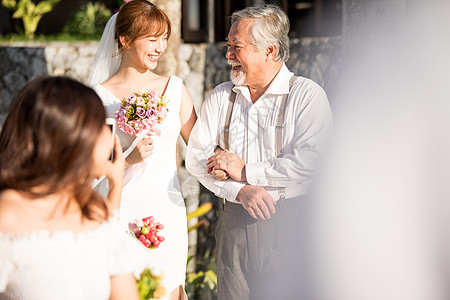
[182, 0, 208, 42]
[285, 0, 343, 37]
[182, 0, 342, 42]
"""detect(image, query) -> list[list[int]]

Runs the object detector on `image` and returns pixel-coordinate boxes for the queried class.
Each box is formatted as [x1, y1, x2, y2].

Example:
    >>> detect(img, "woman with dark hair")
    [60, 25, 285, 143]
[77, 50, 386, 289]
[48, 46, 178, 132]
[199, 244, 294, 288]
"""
[89, 1, 197, 299]
[0, 76, 146, 300]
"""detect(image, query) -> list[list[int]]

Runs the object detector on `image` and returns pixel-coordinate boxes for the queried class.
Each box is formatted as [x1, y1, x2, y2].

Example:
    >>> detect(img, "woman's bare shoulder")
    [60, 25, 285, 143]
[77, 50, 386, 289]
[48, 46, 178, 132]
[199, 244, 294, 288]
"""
[0, 190, 25, 232]
[0, 189, 23, 206]
[0, 190, 105, 235]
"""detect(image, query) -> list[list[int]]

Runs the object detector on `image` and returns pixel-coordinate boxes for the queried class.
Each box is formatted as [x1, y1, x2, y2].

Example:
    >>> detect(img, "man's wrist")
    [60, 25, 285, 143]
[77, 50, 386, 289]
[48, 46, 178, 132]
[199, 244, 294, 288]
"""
[221, 180, 246, 202]
[235, 184, 249, 202]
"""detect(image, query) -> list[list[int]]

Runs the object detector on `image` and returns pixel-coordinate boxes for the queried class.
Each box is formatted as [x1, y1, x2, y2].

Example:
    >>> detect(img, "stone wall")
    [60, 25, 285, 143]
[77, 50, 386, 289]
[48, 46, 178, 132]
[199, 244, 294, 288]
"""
[0, 42, 98, 127]
[177, 43, 207, 111]
[289, 36, 342, 100]
[0, 46, 46, 125]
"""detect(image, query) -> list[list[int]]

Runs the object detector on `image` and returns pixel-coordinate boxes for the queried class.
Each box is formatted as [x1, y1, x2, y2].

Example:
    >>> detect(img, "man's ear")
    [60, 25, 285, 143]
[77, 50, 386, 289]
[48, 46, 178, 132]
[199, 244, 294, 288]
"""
[265, 45, 277, 61]
[119, 36, 130, 49]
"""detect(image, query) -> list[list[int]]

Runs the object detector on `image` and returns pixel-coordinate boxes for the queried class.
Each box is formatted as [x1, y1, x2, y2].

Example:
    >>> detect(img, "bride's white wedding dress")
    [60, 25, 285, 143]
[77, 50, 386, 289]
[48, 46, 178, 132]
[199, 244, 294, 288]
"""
[94, 76, 188, 296]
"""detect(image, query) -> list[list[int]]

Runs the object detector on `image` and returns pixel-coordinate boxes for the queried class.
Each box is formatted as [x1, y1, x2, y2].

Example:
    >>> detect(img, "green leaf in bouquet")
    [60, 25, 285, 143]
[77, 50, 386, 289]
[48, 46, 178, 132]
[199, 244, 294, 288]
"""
[125, 106, 136, 119]
[136, 268, 165, 300]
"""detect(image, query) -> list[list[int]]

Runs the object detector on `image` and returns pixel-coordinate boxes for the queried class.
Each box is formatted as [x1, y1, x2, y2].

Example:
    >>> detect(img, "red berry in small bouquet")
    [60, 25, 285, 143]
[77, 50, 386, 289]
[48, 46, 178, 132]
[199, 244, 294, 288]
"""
[128, 216, 165, 249]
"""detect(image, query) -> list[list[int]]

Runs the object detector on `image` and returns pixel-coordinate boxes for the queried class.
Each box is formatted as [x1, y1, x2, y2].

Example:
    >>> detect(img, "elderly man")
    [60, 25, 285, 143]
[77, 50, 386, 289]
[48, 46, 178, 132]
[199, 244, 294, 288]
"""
[186, 4, 332, 299]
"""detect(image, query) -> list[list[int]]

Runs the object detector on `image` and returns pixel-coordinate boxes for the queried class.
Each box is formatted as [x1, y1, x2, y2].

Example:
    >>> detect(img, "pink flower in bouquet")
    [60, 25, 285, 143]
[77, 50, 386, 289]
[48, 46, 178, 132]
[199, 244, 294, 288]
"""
[115, 89, 169, 136]
[128, 219, 143, 236]
[136, 96, 145, 106]
[136, 107, 146, 118]
[129, 216, 165, 249]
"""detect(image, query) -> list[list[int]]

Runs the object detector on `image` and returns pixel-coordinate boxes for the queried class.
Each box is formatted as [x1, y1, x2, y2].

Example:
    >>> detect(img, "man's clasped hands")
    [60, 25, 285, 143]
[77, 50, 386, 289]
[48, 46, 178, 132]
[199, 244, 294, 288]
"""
[206, 147, 277, 221]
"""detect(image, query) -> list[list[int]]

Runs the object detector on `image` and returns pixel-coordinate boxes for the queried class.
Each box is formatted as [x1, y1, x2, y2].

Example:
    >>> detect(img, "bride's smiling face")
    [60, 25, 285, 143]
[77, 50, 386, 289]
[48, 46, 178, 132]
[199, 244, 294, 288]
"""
[122, 33, 168, 70]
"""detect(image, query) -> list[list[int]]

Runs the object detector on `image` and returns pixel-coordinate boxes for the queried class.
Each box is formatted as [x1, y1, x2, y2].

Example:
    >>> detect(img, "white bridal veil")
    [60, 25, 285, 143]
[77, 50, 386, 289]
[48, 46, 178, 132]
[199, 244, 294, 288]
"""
[89, 12, 151, 194]
[88, 13, 121, 87]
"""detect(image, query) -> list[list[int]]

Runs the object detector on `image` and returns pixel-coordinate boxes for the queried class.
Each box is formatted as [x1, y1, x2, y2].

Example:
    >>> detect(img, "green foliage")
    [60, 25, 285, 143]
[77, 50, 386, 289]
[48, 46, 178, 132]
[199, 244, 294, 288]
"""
[185, 201, 217, 299]
[187, 202, 213, 232]
[115, 0, 127, 6]
[63, 2, 111, 39]
[0, 32, 99, 42]
[136, 268, 166, 300]
[187, 202, 213, 222]
[186, 251, 217, 300]
[186, 268, 217, 300]
[186, 270, 217, 300]
[2, 0, 15, 8]
[1, 0, 60, 39]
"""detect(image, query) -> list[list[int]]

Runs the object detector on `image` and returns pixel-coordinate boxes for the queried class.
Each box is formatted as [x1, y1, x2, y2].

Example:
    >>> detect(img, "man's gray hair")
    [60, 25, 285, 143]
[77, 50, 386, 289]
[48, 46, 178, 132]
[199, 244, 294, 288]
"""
[231, 4, 290, 62]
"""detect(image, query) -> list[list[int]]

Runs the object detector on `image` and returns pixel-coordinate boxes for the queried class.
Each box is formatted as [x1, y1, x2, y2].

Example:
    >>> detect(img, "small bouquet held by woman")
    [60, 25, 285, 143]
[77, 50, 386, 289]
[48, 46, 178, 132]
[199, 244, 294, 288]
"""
[128, 216, 165, 249]
[115, 89, 169, 137]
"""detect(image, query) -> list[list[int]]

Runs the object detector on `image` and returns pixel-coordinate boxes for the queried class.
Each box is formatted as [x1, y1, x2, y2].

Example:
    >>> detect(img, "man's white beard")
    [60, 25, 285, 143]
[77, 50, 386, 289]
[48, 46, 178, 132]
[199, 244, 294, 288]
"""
[230, 69, 246, 86]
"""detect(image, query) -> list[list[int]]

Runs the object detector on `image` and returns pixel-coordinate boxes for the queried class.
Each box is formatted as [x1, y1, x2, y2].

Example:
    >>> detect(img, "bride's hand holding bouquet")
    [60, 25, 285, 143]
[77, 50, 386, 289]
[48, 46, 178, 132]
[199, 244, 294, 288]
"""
[125, 135, 154, 166]
[115, 89, 169, 166]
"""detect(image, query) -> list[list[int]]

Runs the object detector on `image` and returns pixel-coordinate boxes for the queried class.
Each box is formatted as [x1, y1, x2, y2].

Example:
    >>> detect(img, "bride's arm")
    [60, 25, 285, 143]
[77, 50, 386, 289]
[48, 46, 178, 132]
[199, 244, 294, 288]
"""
[179, 83, 197, 145]
[124, 136, 154, 167]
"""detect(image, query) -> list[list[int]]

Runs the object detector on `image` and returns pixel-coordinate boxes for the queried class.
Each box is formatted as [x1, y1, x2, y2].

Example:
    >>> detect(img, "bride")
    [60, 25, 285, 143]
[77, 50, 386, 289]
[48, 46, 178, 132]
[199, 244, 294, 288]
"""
[88, 1, 197, 299]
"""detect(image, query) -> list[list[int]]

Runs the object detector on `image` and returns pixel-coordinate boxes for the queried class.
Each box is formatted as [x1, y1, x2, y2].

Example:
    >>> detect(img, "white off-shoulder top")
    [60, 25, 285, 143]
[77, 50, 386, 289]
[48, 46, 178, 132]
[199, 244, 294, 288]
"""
[0, 211, 149, 300]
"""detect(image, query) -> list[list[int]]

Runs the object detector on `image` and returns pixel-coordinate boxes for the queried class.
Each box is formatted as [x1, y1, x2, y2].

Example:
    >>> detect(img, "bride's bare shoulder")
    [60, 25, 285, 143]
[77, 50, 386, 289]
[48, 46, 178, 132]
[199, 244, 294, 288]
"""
[0, 190, 25, 232]
[101, 76, 120, 90]
[158, 75, 171, 81]
[148, 74, 171, 86]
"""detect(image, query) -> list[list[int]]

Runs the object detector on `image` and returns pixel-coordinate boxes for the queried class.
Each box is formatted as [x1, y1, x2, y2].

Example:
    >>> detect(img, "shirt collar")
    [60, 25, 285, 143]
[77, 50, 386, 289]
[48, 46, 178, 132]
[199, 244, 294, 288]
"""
[265, 63, 294, 95]
[232, 63, 294, 100]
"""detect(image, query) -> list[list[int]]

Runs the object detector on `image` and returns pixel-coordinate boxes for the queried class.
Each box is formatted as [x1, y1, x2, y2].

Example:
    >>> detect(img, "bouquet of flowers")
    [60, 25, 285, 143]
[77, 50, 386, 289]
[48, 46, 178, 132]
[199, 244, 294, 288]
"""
[136, 268, 166, 299]
[115, 90, 169, 136]
[128, 216, 165, 249]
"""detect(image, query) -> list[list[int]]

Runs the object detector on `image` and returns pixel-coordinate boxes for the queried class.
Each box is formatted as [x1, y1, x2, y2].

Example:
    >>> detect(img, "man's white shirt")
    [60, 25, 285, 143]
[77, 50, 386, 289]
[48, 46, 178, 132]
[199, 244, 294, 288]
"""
[186, 64, 332, 203]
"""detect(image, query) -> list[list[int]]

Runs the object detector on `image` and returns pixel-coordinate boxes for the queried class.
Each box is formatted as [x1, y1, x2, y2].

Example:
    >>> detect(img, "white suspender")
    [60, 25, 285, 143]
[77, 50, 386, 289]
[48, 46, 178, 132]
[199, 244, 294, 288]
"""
[275, 76, 297, 199]
[223, 76, 297, 199]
